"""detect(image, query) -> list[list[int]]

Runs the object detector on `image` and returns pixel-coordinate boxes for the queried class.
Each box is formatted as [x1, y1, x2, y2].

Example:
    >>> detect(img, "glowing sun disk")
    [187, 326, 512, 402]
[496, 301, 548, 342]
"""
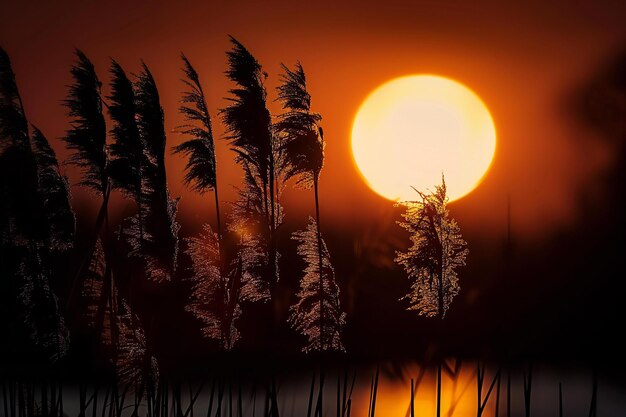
[351, 75, 496, 202]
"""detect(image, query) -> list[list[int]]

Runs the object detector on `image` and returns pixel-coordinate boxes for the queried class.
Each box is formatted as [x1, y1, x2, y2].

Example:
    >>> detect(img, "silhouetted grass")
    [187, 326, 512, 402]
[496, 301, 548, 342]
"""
[0, 362, 610, 417]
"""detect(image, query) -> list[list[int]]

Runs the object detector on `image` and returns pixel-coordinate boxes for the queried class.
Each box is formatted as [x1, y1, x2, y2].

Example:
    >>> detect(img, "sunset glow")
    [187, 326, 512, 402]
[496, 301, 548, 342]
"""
[351, 75, 496, 202]
[1, 1, 625, 412]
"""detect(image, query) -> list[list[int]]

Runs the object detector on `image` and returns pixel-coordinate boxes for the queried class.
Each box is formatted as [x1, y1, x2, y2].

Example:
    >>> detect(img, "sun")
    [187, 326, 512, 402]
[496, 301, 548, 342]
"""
[351, 75, 496, 202]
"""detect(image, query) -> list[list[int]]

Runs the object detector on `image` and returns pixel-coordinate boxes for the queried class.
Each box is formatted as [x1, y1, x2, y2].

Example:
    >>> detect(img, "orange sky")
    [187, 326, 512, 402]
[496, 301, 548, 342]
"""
[2, 0, 625, 243]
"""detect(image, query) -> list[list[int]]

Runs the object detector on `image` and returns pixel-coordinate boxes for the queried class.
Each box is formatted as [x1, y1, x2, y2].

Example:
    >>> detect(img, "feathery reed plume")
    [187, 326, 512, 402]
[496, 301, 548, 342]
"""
[63, 49, 108, 196]
[31, 126, 76, 252]
[18, 253, 70, 363]
[228, 163, 277, 302]
[289, 217, 345, 352]
[0, 47, 71, 363]
[0, 47, 46, 245]
[395, 176, 467, 318]
[275, 62, 323, 189]
[62, 50, 115, 332]
[132, 62, 180, 282]
[0, 47, 28, 149]
[276, 62, 338, 351]
[61, 51, 126, 369]
[222, 36, 280, 298]
[174, 54, 222, 236]
[81, 238, 119, 353]
[175, 54, 249, 349]
[185, 224, 240, 350]
[116, 301, 159, 389]
[82, 239, 159, 384]
[107, 60, 145, 242]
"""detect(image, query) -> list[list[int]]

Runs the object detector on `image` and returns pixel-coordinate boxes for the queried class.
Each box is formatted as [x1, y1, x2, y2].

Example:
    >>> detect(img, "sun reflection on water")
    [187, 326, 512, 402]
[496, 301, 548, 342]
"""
[353, 362, 498, 417]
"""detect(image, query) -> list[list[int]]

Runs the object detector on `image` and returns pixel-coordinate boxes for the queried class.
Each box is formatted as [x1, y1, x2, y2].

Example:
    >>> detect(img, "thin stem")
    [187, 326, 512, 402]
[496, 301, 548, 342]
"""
[314, 176, 324, 351]
[214, 183, 222, 241]
[436, 362, 442, 417]
[410, 379, 414, 417]
[559, 383, 563, 417]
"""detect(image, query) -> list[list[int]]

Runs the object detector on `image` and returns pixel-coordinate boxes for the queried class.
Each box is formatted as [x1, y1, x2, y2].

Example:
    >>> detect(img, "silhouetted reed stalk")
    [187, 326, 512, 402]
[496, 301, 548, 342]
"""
[343, 369, 356, 417]
[306, 373, 316, 417]
[216, 381, 225, 417]
[61, 50, 124, 363]
[410, 379, 415, 417]
[1, 382, 7, 417]
[17, 383, 24, 417]
[445, 359, 472, 417]
[523, 364, 532, 417]
[436, 362, 442, 417]
[476, 362, 500, 417]
[107, 59, 145, 310]
[558, 382, 563, 417]
[205, 380, 216, 417]
[0, 366, 606, 417]
[335, 375, 340, 417]
[367, 367, 379, 417]
[174, 58, 228, 345]
[63, 49, 110, 288]
[175, 54, 221, 240]
[276, 62, 330, 351]
[270, 378, 280, 417]
[2, 47, 74, 364]
[222, 36, 279, 303]
[315, 371, 325, 417]
[506, 370, 511, 417]
[494, 366, 501, 417]
[588, 369, 597, 417]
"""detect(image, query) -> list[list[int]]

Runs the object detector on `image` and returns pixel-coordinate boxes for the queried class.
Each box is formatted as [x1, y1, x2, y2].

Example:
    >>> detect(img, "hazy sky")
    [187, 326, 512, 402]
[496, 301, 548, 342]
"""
[2, 0, 625, 243]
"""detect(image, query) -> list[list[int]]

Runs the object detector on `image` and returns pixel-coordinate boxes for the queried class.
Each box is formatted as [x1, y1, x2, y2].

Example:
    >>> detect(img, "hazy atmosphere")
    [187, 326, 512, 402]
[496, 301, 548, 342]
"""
[2, 1, 626, 416]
